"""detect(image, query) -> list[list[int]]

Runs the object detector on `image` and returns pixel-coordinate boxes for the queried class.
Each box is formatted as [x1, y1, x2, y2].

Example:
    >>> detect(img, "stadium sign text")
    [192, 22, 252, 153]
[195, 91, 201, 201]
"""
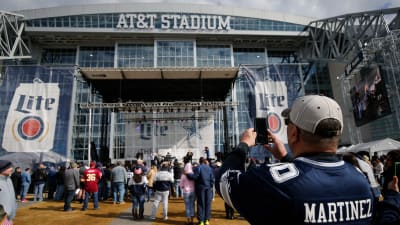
[116, 13, 231, 31]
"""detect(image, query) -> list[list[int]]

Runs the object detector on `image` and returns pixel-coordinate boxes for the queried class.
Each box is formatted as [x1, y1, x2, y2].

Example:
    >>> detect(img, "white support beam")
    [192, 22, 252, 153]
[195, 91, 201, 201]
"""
[0, 11, 31, 60]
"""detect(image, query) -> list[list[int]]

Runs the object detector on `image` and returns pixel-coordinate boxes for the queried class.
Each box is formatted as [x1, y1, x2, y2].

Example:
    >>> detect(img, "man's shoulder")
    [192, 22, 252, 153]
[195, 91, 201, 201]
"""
[112, 166, 123, 171]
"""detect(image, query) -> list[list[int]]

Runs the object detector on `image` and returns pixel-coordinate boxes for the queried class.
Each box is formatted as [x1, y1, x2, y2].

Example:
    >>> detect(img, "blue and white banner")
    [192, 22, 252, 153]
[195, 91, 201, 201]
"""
[0, 66, 74, 166]
[239, 65, 304, 145]
[125, 112, 215, 161]
[255, 81, 288, 143]
[2, 79, 60, 152]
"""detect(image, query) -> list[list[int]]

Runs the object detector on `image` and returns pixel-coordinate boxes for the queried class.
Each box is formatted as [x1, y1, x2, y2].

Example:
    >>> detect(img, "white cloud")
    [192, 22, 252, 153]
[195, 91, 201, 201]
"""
[1, 0, 399, 19]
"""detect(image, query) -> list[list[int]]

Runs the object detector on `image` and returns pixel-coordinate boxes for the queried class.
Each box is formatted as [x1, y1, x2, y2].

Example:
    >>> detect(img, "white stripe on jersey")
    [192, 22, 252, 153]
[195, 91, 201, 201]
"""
[219, 169, 240, 211]
[296, 157, 345, 167]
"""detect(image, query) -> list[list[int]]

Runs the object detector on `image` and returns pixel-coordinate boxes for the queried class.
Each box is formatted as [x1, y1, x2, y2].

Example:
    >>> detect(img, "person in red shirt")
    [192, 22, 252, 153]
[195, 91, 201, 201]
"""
[81, 161, 102, 211]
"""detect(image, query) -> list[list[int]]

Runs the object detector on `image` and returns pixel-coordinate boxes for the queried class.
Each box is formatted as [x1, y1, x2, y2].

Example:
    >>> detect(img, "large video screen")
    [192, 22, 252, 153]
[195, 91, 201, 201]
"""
[350, 66, 391, 126]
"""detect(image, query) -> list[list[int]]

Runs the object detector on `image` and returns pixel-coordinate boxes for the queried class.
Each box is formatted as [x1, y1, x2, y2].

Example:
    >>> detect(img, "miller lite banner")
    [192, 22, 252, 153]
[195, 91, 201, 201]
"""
[2, 80, 60, 152]
[239, 65, 304, 156]
[0, 66, 74, 165]
[255, 81, 288, 143]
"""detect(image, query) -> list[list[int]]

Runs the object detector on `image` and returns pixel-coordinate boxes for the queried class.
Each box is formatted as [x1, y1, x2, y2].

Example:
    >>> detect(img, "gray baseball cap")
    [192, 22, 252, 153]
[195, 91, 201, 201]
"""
[281, 95, 343, 135]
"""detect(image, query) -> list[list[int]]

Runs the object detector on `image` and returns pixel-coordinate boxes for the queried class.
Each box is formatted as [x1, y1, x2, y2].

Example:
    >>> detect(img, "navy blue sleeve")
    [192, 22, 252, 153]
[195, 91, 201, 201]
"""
[215, 142, 248, 195]
[374, 190, 400, 225]
[280, 152, 294, 162]
[186, 165, 200, 180]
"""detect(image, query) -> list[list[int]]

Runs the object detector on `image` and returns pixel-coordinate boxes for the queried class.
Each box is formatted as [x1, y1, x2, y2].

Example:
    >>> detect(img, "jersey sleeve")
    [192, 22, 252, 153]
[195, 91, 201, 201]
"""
[216, 142, 293, 224]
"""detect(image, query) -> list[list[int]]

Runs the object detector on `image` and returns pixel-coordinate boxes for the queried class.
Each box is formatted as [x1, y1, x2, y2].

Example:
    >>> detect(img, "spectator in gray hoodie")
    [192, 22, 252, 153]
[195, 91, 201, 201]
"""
[63, 162, 80, 211]
[111, 161, 127, 204]
[0, 160, 16, 223]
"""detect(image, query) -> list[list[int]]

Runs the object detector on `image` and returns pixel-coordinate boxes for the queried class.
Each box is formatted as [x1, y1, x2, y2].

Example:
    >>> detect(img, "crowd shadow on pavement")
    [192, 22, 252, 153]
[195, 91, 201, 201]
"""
[14, 194, 249, 225]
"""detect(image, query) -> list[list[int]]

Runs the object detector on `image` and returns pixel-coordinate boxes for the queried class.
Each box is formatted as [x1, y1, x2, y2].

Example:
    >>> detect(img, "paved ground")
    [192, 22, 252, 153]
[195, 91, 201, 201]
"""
[13, 194, 250, 225]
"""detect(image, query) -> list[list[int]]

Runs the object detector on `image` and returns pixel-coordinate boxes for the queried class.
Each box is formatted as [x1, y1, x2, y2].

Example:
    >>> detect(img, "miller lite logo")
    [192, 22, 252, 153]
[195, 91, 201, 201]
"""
[267, 112, 282, 134]
[2, 79, 60, 152]
[255, 81, 288, 143]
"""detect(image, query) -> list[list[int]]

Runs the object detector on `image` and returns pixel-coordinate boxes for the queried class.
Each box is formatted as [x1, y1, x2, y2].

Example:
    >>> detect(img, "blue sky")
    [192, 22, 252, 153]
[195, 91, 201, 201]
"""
[1, 0, 399, 19]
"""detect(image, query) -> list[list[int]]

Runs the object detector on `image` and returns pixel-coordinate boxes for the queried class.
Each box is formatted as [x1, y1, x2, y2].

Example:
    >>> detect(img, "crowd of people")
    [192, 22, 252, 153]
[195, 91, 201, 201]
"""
[1, 95, 400, 225]
[0, 147, 225, 225]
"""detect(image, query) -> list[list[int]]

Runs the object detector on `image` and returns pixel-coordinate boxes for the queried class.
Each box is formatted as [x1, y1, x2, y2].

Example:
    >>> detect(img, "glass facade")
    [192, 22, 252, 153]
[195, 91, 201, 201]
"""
[34, 42, 307, 161]
[234, 48, 267, 66]
[231, 17, 303, 31]
[118, 44, 154, 67]
[156, 41, 194, 67]
[41, 48, 77, 65]
[26, 13, 305, 32]
[79, 47, 115, 68]
[197, 45, 232, 67]
[268, 51, 297, 64]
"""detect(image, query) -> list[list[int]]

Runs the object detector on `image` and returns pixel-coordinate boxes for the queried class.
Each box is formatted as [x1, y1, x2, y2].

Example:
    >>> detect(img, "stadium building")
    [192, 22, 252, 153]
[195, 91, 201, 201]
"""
[0, 3, 400, 166]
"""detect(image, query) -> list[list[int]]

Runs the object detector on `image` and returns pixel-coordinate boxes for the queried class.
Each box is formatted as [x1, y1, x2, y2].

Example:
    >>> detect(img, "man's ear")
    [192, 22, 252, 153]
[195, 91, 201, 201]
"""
[288, 125, 300, 143]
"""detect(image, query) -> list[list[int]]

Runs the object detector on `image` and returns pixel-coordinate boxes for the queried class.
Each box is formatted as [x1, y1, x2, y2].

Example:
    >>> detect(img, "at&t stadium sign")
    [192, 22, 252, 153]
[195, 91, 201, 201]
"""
[116, 13, 232, 31]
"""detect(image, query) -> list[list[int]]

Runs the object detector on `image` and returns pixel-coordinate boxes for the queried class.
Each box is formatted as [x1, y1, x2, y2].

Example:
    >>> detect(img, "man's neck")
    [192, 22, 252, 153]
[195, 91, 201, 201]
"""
[293, 142, 337, 158]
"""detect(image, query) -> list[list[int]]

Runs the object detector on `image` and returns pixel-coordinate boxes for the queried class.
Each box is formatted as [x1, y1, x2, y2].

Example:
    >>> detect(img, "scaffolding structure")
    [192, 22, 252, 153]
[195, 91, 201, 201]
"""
[299, 7, 400, 143]
[301, 7, 400, 61]
[0, 11, 31, 60]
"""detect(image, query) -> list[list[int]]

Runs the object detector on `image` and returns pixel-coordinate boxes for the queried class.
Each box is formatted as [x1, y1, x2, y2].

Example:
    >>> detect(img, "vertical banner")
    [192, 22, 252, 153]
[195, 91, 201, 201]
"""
[2, 79, 60, 152]
[237, 64, 304, 162]
[0, 66, 74, 166]
[255, 81, 288, 143]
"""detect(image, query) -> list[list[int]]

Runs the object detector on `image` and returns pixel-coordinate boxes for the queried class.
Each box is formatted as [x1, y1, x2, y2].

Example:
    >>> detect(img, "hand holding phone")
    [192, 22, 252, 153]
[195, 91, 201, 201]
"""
[254, 117, 269, 145]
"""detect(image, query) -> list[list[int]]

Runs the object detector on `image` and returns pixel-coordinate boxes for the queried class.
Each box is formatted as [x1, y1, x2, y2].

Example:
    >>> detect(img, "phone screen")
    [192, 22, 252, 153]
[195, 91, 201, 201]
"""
[395, 162, 400, 176]
[254, 117, 269, 145]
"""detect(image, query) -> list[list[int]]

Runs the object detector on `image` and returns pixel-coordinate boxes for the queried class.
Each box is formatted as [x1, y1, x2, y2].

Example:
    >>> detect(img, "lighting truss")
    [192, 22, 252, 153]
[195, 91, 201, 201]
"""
[80, 101, 237, 112]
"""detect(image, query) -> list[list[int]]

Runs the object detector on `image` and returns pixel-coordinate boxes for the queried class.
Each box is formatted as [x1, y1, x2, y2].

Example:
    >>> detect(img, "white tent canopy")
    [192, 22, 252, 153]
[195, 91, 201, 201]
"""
[337, 138, 400, 156]
[0, 152, 69, 169]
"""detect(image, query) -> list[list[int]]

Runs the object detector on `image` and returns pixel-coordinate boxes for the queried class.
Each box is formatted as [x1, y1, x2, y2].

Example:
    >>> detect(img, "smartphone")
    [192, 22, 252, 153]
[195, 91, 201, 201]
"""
[254, 117, 269, 145]
[395, 162, 400, 176]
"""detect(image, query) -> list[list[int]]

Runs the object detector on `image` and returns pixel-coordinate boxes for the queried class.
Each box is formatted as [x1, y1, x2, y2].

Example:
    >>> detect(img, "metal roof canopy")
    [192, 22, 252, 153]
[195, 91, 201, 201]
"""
[80, 67, 238, 102]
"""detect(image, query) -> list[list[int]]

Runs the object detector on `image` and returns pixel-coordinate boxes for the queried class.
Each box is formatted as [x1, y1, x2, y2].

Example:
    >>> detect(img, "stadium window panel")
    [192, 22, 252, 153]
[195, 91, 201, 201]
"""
[157, 41, 194, 67]
[100, 14, 113, 28]
[41, 48, 77, 65]
[84, 15, 91, 27]
[63, 16, 70, 27]
[40, 19, 47, 27]
[55, 17, 62, 27]
[197, 45, 231, 67]
[118, 44, 154, 68]
[91, 15, 99, 28]
[70, 16, 78, 27]
[233, 48, 266, 66]
[79, 46, 115, 68]
[267, 51, 296, 64]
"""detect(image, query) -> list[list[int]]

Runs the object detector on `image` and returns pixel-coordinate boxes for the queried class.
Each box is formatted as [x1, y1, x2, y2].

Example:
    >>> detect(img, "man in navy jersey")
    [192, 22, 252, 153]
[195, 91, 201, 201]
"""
[216, 95, 376, 225]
